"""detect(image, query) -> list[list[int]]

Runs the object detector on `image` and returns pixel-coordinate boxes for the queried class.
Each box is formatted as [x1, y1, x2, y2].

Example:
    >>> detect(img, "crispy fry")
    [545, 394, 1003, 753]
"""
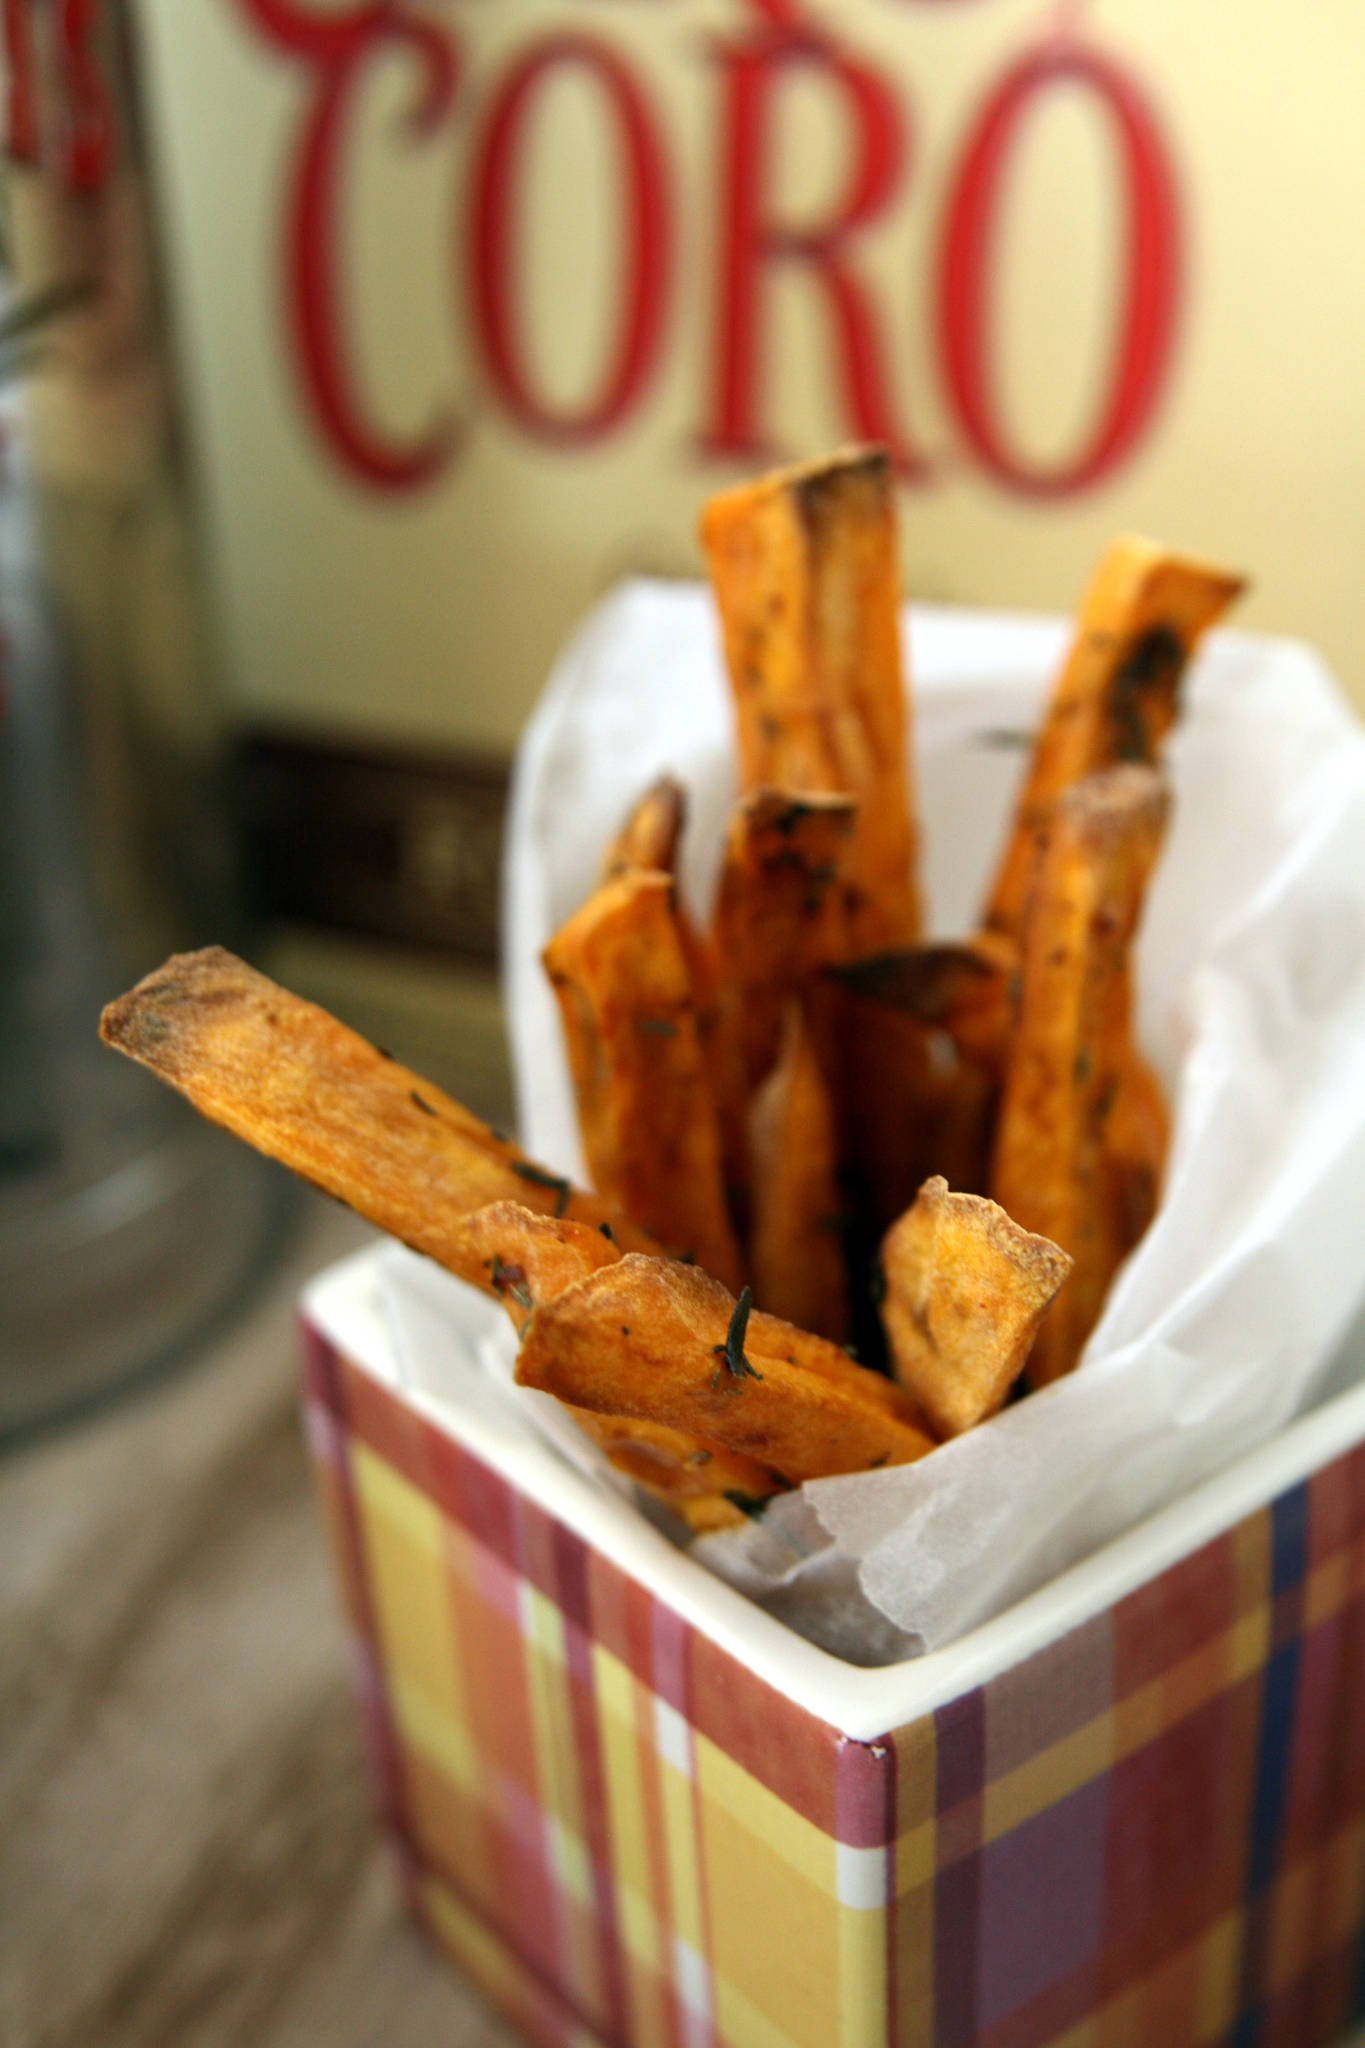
[880, 1177, 1071, 1436]
[747, 1003, 849, 1342]
[601, 773, 720, 1021]
[825, 934, 1019, 1209]
[516, 1257, 935, 1483]
[543, 871, 745, 1290]
[812, 986, 937, 1244]
[701, 449, 935, 1240]
[601, 775, 687, 881]
[446, 1201, 623, 1326]
[829, 931, 1019, 1069]
[984, 536, 1244, 943]
[700, 446, 921, 950]
[712, 788, 857, 1089]
[991, 766, 1171, 1385]
[704, 788, 856, 1229]
[597, 776, 726, 1122]
[98, 949, 655, 1280]
[760, 1298, 920, 1419]
[573, 1412, 783, 1509]
[674, 1496, 752, 1534]
[1104, 1050, 1171, 1254]
[453, 1202, 783, 1510]
[913, 1037, 999, 1200]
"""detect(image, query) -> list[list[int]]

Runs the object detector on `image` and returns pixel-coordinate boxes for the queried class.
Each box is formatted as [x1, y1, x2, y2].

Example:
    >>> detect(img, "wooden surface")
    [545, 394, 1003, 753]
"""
[0, 1192, 523, 2048]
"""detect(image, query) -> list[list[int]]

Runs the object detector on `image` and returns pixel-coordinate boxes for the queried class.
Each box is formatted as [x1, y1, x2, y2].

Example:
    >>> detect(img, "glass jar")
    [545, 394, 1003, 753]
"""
[0, 1, 286, 1444]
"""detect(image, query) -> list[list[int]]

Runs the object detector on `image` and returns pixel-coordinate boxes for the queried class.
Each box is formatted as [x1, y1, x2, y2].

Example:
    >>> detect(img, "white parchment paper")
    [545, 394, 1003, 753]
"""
[390, 581, 1365, 1662]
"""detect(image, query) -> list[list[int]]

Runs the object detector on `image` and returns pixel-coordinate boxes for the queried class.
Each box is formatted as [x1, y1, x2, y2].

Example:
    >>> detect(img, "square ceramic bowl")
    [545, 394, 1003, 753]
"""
[302, 1246, 1365, 2048]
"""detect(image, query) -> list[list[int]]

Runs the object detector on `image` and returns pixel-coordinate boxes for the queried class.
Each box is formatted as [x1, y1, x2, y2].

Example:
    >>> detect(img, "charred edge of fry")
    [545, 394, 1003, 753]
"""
[827, 935, 1019, 1071]
[982, 538, 1244, 941]
[741, 787, 858, 840]
[602, 775, 687, 881]
[700, 444, 891, 539]
[790, 444, 893, 534]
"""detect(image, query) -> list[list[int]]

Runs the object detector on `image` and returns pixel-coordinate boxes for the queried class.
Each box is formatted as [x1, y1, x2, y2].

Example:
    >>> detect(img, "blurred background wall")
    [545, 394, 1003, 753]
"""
[5, 0, 1363, 1095]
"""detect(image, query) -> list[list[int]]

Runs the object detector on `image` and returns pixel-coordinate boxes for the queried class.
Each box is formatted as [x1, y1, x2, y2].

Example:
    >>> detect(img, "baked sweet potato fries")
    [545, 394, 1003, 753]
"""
[101, 448, 1243, 1534]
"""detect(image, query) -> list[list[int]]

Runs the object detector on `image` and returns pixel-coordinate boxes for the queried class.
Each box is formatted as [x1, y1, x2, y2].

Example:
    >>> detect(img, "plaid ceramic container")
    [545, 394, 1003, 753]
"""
[302, 1249, 1365, 2048]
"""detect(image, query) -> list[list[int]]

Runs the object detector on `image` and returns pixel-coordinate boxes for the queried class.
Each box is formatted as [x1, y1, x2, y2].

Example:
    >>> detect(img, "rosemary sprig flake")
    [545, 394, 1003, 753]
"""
[710, 1285, 762, 1391]
[489, 1254, 533, 1312]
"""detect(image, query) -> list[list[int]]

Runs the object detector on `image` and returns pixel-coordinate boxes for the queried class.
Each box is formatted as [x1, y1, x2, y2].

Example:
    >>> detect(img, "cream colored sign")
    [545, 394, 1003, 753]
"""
[123, 0, 1365, 749]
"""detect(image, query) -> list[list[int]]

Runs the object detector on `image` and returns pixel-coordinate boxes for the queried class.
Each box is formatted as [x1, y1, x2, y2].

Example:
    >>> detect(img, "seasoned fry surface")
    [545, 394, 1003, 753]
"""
[572, 1409, 783, 1509]
[711, 788, 857, 1093]
[701, 445, 921, 949]
[747, 1004, 849, 1341]
[1104, 1051, 1171, 1252]
[881, 1177, 1071, 1436]
[448, 1201, 783, 1513]
[831, 933, 1019, 1070]
[517, 1256, 935, 1484]
[984, 537, 1243, 942]
[991, 767, 1170, 1384]
[446, 1202, 623, 1326]
[543, 872, 744, 1288]
[99, 949, 655, 1282]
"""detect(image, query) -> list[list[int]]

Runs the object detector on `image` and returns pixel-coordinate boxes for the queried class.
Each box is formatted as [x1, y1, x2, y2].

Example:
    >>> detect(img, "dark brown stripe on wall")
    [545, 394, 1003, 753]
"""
[237, 730, 509, 966]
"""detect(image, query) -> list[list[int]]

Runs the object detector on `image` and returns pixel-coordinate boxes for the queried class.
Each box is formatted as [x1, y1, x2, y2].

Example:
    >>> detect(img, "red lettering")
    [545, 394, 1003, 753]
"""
[704, 26, 932, 477]
[4, 0, 39, 165]
[469, 35, 670, 444]
[735, 0, 811, 26]
[56, 0, 113, 190]
[236, 0, 460, 493]
[937, 36, 1182, 498]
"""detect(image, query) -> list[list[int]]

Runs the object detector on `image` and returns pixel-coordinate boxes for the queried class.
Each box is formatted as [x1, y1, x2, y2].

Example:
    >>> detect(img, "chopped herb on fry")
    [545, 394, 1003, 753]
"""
[711, 1285, 762, 1389]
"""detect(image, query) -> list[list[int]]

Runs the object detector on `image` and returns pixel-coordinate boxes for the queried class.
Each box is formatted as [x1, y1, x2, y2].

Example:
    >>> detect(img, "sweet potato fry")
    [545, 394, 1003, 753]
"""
[880, 1177, 1072, 1436]
[1104, 1052, 1171, 1254]
[598, 776, 727, 1119]
[983, 536, 1243, 943]
[573, 1412, 783, 1510]
[542, 871, 745, 1290]
[702, 449, 936, 1239]
[446, 1201, 623, 1327]
[829, 932, 1019, 1070]
[601, 775, 687, 882]
[991, 766, 1171, 1386]
[674, 1496, 752, 1534]
[912, 1037, 999, 1201]
[826, 936, 1017, 1209]
[700, 446, 921, 950]
[98, 949, 655, 1281]
[454, 1202, 782, 1510]
[711, 787, 857, 1090]
[747, 1004, 849, 1342]
[516, 1257, 935, 1483]
[811, 985, 938, 1240]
